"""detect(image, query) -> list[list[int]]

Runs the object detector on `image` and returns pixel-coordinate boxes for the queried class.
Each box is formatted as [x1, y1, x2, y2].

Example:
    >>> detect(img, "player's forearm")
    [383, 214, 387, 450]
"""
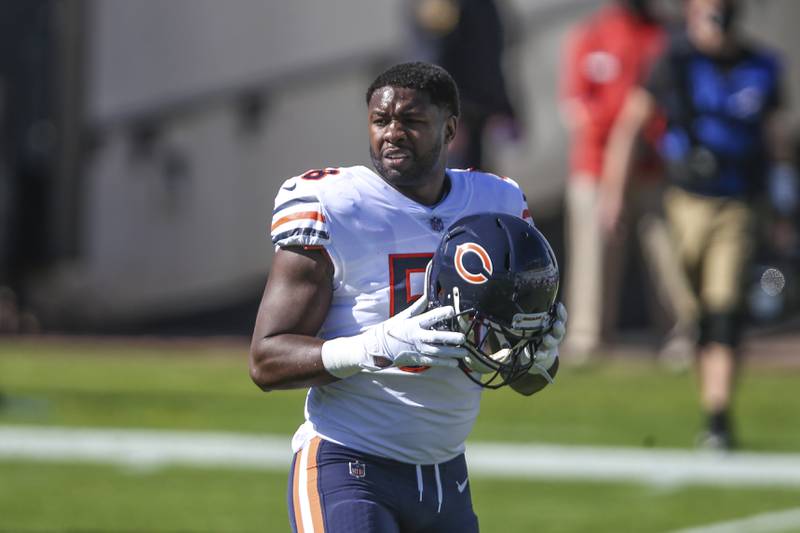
[763, 112, 799, 218]
[603, 119, 638, 195]
[559, 98, 589, 131]
[765, 111, 792, 163]
[602, 89, 654, 194]
[249, 334, 336, 391]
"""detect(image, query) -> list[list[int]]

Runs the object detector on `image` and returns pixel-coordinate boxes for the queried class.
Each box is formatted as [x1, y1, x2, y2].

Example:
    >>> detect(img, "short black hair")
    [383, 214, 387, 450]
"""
[366, 62, 460, 117]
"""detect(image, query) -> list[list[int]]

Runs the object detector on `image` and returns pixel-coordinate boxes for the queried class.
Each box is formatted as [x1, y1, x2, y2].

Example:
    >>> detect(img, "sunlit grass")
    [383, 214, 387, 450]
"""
[2, 338, 800, 532]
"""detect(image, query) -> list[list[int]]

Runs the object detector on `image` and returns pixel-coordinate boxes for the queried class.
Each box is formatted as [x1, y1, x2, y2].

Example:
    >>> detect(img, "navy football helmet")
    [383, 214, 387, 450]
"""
[428, 213, 559, 388]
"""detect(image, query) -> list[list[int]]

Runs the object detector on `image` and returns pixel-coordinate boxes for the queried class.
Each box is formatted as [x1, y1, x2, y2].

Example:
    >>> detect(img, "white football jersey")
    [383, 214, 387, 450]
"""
[271, 165, 532, 464]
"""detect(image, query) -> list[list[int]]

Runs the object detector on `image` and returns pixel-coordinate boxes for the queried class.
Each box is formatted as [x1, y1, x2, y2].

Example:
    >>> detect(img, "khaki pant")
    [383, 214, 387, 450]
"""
[663, 186, 755, 315]
[565, 176, 697, 353]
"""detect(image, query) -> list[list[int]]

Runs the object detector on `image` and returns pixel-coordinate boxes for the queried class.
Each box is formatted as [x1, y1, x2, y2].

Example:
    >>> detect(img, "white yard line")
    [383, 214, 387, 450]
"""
[670, 507, 800, 533]
[2, 426, 800, 489]
[466, 442, 800, 488]
[0, 426, 291, 470]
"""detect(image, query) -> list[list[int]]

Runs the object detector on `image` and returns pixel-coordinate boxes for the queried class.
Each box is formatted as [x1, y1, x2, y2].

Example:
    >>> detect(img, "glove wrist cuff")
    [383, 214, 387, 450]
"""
[321, 336, 368, 379]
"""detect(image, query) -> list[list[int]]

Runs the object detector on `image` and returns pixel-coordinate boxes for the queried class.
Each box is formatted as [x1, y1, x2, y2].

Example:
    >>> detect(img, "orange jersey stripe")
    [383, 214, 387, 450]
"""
[292, 451, 304, 533]
[271, 211, 325, 232]
[305, 437, 326, 532]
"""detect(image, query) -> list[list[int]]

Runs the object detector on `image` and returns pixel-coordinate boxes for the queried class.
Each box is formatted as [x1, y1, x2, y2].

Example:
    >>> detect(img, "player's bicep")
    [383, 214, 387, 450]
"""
[251, 247, 334, 343]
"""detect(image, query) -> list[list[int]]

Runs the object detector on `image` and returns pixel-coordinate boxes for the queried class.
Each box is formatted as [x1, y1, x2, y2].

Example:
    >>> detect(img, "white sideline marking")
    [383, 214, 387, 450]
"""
[466, 442, 800, 488]
[670, 507, 800, 533]
[0, 426, 291, 469]
[3, 426, 800, 488]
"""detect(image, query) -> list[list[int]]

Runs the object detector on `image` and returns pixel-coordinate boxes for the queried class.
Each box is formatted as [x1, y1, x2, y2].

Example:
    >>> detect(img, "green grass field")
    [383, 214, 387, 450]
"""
[2, 338, 800, 532]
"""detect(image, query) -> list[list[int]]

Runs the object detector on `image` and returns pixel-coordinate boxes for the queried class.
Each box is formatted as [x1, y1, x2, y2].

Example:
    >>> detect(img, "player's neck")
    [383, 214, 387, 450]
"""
[396, 171, 450, 206]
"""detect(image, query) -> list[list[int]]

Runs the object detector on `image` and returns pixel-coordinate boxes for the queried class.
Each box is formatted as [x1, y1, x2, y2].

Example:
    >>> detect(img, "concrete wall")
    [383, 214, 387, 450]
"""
[32, 0, 800, 328]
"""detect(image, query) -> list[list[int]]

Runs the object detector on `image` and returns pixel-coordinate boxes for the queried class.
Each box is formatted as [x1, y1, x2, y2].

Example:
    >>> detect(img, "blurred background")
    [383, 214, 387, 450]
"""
[0, 0, 796, 338]
[1, 1, 800, 532]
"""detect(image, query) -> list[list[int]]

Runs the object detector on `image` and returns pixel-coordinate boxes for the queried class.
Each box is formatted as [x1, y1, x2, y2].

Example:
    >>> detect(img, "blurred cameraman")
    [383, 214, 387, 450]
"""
[601, 0, 798, 449]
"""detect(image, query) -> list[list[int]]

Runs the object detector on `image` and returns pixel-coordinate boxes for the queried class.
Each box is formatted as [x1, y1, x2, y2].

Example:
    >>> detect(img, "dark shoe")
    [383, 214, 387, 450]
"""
[696, 430, 734, 451]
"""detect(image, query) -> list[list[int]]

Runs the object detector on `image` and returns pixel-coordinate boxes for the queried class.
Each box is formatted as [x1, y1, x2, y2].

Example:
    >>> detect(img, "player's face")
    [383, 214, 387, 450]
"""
[368, 86, 456, 191]
[687, 0, 736, 50]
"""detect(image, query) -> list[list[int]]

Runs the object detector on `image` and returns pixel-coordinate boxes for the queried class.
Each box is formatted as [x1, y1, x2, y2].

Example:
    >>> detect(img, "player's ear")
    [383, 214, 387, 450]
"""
[444, 115, 457, 145]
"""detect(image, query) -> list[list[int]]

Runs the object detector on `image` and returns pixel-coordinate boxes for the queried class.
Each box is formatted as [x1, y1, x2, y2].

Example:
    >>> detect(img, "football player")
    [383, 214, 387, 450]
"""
[249, 61, 567, 533]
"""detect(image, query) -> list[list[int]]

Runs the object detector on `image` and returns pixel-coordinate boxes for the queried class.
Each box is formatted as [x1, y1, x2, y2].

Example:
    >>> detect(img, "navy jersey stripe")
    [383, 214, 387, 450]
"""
[272, 227, 330, 245]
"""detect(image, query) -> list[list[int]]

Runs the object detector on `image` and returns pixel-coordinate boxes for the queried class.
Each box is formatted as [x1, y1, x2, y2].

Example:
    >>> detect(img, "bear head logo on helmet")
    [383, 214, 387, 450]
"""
[427, 212, 559, 388]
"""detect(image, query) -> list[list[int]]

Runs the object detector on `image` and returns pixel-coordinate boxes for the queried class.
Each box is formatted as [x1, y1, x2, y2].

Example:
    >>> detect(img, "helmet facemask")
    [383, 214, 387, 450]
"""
[447, 286, 554, 389]
[426, 212, 560, 389]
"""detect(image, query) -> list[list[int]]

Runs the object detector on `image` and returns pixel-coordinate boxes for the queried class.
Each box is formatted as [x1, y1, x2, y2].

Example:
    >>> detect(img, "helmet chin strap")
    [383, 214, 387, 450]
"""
[453, 298, 531, 367]
[489, 336, 531, 365]
[488, 347, 513, 364]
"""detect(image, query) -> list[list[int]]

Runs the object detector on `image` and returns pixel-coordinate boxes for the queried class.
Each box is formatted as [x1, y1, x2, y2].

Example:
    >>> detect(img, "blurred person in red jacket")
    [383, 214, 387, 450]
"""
[560, 0, 696, 364]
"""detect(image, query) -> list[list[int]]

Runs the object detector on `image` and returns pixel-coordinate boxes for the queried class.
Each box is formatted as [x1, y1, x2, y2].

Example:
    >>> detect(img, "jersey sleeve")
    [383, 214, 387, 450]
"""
[520, 193, 533, 225]
[500, 175, 534, 225]
[270, 176, 331, 249]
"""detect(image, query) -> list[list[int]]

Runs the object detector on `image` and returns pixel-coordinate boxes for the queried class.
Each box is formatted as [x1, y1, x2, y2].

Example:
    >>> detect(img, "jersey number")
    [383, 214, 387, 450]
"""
[388, 253, 433, 317]
[388, 253, 434, 373]
[300, 168, 339, 180]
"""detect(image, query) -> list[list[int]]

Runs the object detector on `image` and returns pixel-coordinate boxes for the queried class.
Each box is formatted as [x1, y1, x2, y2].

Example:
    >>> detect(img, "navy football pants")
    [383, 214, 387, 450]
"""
[288, 437, 479, 532]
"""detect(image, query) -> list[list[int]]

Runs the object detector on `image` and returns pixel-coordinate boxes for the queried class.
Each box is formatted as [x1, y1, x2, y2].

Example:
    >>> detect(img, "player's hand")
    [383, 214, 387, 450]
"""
[321, 294, 467, 378]
[526, 302, 567, 384]
[369, 302, 467, 369]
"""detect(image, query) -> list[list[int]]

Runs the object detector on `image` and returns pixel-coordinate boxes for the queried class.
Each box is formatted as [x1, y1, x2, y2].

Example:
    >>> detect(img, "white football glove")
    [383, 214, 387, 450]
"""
[321, 295, 468, 379]
[525, 302, 568, 384]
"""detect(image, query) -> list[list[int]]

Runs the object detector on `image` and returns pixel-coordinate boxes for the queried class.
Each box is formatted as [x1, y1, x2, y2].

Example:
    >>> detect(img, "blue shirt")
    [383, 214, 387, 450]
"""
[645, 35, 782, 197]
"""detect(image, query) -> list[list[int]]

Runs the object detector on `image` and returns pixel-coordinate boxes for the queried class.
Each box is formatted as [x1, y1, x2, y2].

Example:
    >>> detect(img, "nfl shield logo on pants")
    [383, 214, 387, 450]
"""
[348, 461, 366, 479]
